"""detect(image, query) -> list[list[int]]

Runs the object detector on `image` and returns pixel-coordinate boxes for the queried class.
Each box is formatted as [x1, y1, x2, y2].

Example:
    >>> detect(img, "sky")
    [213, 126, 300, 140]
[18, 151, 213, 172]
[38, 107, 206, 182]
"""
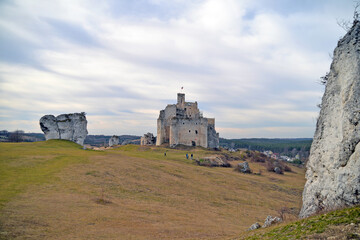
[0, 0, 356, 138]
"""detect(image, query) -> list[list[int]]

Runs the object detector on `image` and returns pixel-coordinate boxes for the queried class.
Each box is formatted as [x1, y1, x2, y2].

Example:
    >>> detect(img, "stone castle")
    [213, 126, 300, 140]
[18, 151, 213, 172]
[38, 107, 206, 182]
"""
[156, 93, 219, 148]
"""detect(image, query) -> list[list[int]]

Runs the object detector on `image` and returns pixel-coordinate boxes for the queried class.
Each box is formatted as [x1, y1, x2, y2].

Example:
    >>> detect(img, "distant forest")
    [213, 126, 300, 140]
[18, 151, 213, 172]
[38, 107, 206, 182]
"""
[0, 130, 140, 146]
[220, 138, 312, 159]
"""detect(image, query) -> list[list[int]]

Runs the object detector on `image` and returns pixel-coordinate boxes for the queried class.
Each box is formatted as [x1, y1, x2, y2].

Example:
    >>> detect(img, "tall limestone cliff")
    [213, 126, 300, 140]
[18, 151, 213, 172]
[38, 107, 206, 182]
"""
[40, 112, 88, 146]
[300, 20, 360, 218]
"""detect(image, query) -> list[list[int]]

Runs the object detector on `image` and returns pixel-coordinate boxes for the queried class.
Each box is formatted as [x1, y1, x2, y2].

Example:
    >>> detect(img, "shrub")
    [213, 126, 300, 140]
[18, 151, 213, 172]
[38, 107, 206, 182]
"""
[284, 164, 292, 172]
[266, 161, 275, 172]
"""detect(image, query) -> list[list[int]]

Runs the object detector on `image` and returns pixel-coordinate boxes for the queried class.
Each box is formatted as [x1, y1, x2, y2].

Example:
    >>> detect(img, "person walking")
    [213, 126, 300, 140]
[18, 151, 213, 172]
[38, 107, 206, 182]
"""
[191, 153, 193, 160]
[186, 153, 189, 159]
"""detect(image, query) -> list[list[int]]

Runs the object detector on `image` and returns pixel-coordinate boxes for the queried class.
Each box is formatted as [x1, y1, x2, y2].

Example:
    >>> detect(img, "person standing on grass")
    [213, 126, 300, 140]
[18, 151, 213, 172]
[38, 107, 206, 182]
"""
[186, 153, 189, 159]
[164, 152, 166, 157]
[191, 153, 193, 160]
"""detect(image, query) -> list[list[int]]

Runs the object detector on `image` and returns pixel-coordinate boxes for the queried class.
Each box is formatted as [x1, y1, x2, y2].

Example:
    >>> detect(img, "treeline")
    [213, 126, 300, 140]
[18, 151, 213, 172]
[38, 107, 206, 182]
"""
[0, 130, 140, 146]
[84, 135, 140, 146]
[220, 138, 312, 159]
[0, 130, 45, 142]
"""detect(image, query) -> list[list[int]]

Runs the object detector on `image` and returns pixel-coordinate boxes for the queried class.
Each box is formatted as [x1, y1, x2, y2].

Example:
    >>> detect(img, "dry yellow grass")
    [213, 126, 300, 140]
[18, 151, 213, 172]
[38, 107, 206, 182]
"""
[0, 141, 305, 239]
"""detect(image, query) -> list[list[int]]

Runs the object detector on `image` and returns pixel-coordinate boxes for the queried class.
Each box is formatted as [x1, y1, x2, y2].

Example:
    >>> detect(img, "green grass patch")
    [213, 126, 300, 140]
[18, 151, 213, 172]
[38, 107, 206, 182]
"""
[0, 140, 102, 210]
[244, 205, 360, 240]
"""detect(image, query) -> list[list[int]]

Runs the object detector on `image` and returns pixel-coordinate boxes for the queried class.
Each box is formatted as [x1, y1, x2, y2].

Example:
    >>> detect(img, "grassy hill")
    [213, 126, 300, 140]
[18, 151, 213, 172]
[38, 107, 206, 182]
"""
[0, 140, 306, 239]
[240, 205, 360, 239]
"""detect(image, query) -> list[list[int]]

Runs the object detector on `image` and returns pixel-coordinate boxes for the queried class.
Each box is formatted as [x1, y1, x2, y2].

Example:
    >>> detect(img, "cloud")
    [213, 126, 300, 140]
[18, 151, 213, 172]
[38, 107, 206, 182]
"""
[0, 0, 354, 137]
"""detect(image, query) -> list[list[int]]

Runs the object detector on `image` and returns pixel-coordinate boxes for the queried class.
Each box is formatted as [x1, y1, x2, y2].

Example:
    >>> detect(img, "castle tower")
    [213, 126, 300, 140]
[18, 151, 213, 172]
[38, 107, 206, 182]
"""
[177, 93, 185, 109]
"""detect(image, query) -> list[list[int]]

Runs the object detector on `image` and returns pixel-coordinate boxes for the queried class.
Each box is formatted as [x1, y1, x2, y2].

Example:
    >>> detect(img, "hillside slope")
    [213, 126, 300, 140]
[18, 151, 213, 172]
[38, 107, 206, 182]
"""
[240, 205, 360, 240]
[0, 140, 305, 239]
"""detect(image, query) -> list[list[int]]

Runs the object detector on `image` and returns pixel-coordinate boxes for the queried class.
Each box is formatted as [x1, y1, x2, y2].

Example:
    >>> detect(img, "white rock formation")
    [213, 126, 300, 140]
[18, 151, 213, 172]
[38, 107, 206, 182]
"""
[262, 216, 282, 228]
[109, 135, 120, 147]
[40, 112, 88, 146]
[236, 162, 251, 173]
[248, 222, 261, 231]
[299, 20, 360, 218]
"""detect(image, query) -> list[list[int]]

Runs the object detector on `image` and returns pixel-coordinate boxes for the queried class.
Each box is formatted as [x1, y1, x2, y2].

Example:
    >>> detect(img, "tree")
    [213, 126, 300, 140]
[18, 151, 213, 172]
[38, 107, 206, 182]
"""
[8, 130, 24, 142]
[337, 1, 360, 31]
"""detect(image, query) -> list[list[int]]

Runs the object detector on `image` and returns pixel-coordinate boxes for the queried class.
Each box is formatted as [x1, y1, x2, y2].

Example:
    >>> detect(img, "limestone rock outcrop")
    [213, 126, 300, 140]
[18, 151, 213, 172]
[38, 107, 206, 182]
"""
[140, 132, 156, 146]
[235, 162, 251, 173]
[195, 155, 231, 167]
[248, 222, 261, 231]
[40, 112, 88, 146]
[262, 216, 282, 228]
[109, 135, 120, 147]
[300, 20, 360, 218]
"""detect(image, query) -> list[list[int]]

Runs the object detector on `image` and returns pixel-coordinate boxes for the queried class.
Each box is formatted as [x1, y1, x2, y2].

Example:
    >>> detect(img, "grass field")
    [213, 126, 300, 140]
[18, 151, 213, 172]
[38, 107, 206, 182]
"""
[0, 140, 306, 239]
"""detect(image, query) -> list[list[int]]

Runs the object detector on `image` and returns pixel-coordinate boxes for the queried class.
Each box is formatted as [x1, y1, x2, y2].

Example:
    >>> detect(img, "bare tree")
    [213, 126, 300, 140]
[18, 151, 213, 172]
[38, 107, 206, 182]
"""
[8, 130, 24, 142]
[337, 1, 360, 31]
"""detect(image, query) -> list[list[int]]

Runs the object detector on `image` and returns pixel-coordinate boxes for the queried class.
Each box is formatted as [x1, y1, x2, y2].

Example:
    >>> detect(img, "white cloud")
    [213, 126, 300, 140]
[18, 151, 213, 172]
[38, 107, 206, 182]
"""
[0, 0, 354, 137]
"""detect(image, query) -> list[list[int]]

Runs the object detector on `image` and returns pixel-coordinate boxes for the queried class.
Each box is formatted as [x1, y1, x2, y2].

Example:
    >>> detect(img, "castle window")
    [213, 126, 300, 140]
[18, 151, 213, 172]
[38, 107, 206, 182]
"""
[195, 130, 198, 134]
[189, 130, 191, 133]
[184, 108, 187, 111]
[183, 122, 184, 125]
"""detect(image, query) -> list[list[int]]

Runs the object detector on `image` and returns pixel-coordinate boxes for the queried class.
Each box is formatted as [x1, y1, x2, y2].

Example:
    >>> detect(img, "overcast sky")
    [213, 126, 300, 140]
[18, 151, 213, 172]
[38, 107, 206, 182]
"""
[0, 0, 356, 138]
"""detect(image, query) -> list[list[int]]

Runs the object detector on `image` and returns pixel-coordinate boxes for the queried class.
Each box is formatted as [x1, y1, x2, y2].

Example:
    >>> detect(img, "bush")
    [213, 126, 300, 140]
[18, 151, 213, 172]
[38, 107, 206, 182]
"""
[284, 164, 292, 172]
[291, 159, 303, 165]
[266, 161, 275, 172]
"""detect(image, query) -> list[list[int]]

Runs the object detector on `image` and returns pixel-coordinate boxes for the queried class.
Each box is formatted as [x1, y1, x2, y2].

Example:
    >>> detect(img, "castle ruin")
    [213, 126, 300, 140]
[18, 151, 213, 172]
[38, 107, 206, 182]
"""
[156, 93, 219, 148]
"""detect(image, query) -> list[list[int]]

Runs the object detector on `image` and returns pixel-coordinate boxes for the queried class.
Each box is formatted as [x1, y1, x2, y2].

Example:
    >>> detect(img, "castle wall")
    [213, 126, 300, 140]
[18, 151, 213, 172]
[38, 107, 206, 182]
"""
[207, 119, 219, 148]
[169, 118, 208, 148]
[184, 102, 200, 119]
[156, 105, 176, 145]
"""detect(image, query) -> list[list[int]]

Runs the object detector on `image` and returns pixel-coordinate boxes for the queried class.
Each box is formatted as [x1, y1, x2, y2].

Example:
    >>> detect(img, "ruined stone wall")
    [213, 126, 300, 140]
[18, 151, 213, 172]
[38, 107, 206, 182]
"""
[207, 119, 219, 148]
[156, 105, 176, 145]
[169, 118, 208, 147]
[184, 102, 200, 119]
[141, 132, 156, 145]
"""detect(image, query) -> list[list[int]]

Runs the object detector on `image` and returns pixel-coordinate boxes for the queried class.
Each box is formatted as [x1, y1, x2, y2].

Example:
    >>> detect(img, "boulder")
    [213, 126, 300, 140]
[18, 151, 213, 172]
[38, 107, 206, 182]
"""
[262, 216, 282, 228]
[39, 112, 88, 146]
[109, 135, 119, 147]
[140, 132, 156, 145]
[300, 20, 360, 218]
[274, 167, 282, 174]
[236, 162, 251, 173]
[196, 155, 231, 167]
[122, 139, 131, 145]
[248, 222, 261, 231]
